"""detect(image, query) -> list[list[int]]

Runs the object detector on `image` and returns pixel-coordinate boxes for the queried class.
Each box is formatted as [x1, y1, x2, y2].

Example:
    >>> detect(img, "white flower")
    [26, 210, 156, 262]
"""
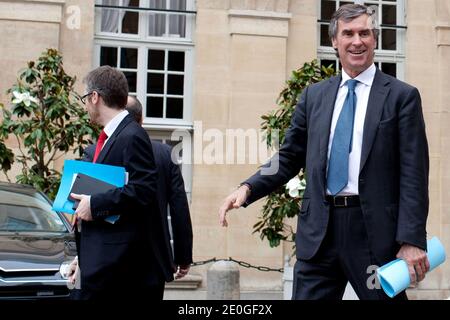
[12, 91, 39, 107]
[286, 175, 306, 198]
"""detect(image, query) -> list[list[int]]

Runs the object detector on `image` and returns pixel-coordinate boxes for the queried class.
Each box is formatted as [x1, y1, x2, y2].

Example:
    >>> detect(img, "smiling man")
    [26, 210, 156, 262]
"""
[219, 4, 430, 300]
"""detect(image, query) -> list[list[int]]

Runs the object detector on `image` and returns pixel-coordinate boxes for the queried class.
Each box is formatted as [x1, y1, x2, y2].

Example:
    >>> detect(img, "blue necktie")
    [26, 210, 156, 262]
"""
[327, 79, 359, 195]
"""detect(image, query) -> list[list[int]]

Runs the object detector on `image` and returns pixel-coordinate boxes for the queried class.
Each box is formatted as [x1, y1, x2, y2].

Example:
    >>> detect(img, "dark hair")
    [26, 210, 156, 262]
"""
[126, 96, 143, 123]
[83, 66, 128, 109]
[328, 4, 380, 40]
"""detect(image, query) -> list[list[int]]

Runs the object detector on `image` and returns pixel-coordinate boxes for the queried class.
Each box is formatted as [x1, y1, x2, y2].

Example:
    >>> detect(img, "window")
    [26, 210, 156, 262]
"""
[95, 0, 194, 125]
[96, 0, 191, 39]
[318, 0, 405, 79]
[0, 190, 67, 232]
[94, 0, 195, 197]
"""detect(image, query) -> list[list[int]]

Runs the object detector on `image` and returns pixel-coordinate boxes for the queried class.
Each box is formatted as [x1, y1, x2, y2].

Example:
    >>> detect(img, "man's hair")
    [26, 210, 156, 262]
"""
[126, 96, 143, 123]
[328, 4, 379, 40]
[83, 66, 128, 109]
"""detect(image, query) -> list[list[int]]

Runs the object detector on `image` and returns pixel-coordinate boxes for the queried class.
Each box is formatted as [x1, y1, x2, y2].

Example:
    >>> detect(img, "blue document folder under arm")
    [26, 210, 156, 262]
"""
[52, 160, 126, 217]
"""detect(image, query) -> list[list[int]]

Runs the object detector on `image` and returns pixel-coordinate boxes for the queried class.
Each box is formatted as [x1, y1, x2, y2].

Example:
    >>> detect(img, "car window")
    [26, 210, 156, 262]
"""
[0, 189, 66, 232]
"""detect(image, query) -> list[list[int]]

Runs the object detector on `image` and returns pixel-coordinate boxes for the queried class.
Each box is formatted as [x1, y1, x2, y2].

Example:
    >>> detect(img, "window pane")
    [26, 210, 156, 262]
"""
[381, 63, 396, 78]
[167, 74, 184, 95]
[168, 14, 186, 37]
[382, 29, 396, 50]
[147, 73, 165, 93]
[122, 11, 139, 34]
[382, 5, 396, 25]
[120, 48, 138, 68]
[123, 72, 137, 92]
[148, 50, 165, 70]
[320, 24, 331, 47]
[128, 0, 140, 7]
[168, 51, 185, 71]
[166, 98, 183, 119]
[100, 0, 120, 33]
[170, 0, 186, 10]
[100, 46, 118, 67]
[0, 191, 66, 232]
[147, 96, 164, 117]
[148, 14, 166, 37]
[149, 0, 166, 9]
[321, 0, 335, 21]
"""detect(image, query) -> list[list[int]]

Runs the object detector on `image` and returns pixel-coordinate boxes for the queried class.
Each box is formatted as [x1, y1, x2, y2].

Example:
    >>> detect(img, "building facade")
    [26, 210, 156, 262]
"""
[1, 0, 449, 299]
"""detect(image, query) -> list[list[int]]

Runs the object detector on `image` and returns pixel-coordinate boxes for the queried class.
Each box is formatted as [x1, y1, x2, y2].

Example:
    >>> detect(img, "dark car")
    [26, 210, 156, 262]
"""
[0, 182, 77, 299]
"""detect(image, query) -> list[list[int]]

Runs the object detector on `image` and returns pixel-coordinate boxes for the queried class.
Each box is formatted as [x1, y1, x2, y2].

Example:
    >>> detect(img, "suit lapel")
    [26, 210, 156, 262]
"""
[359, 69, 390, 173]
[319, 74, 341, 172]
[96, 114, 134, 164]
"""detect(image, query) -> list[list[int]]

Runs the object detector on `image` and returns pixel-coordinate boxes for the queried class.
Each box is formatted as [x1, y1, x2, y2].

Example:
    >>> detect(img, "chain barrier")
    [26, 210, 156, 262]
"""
[191, 257, 284, 273]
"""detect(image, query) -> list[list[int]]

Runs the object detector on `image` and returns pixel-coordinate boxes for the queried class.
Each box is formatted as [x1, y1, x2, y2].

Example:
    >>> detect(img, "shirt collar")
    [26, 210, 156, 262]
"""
[340, 63, 376, 88]
[103, 110, 129, 138]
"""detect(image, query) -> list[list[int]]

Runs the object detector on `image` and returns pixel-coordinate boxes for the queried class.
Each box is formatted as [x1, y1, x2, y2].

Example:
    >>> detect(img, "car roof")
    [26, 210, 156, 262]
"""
[0, 182, 42, 196]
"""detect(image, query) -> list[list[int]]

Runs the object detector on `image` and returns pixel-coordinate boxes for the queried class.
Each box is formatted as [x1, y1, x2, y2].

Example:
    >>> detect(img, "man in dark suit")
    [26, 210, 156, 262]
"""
[125, 96, 193, 279]
[70, 66, 173, 300]
[219, 4, 430, 300]
[71, 97, 193, 285]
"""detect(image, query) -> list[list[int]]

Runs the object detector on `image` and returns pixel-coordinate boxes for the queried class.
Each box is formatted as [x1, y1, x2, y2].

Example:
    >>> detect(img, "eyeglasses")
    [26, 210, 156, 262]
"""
[79, 92, 93, 105]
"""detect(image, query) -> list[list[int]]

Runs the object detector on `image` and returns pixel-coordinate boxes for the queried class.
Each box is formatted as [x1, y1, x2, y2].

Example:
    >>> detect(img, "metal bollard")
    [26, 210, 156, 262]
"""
[207, 261, 240, 300]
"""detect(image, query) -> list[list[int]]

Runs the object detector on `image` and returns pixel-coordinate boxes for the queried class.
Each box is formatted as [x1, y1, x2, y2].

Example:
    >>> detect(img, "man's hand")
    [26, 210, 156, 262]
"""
[175, 264, 190, 280]
[67, 257, 79, 285]
[396, 243, 430, 286]
[218, 184, 251, 227]
[70, 193, 93, 221]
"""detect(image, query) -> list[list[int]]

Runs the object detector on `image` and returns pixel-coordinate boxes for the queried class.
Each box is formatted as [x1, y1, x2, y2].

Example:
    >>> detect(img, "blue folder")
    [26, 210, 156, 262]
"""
[376, 236, 446, 298]
[52, 160, 126, 219]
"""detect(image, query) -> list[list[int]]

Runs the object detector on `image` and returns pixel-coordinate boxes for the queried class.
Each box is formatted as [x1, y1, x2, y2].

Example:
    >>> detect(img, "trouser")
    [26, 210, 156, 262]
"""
[292, 205, 407, 300]
[70, 282, 165, 301]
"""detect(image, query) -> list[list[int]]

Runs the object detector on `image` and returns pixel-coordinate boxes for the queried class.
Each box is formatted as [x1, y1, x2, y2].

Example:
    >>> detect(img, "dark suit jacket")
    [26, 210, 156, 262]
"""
[245, 69, 429, 265]
[151, 141, 193, 268]
[83, 140, 193, 271]
[77, 114, 173, 292]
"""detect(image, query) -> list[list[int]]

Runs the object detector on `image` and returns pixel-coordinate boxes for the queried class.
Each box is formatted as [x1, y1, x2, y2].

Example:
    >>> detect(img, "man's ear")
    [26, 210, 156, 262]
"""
[91, 91, 100, 104]
[331, 37, 337, 50]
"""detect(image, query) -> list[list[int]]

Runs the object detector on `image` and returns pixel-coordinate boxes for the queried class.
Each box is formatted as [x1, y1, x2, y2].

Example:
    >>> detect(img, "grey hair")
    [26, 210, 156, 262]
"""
[328, 4, 380, 41]
[126, 96, 143, 124]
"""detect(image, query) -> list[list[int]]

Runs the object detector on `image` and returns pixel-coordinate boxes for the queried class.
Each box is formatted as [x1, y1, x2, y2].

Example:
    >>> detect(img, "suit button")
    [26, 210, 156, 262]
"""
[359, 178, 365, 184]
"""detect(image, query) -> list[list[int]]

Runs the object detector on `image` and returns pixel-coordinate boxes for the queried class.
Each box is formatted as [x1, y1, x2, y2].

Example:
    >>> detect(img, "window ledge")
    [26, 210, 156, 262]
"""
[143, 123, 194, 132]
[228, 9, 292, 21]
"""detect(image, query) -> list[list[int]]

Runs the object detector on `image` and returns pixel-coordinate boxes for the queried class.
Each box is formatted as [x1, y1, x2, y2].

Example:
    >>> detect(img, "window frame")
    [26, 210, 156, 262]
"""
[93, 0, 195, 200]
[148, 129, 193, 201]
[94, 0, 196, 43]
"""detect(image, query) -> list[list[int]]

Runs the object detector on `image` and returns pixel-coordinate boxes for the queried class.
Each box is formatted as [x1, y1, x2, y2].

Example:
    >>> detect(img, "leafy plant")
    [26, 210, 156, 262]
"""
[0, 48, 99, 199]
[252, 59, 336, 248]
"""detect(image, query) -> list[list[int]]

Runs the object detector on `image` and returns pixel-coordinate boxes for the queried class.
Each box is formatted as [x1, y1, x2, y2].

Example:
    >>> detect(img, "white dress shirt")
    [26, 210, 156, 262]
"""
[102, 110, 129, 149]
[326, 64, 376, 195]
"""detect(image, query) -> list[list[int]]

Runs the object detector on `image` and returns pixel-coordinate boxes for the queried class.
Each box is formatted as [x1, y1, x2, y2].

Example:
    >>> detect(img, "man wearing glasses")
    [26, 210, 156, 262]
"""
[69, 66, 173, 300]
